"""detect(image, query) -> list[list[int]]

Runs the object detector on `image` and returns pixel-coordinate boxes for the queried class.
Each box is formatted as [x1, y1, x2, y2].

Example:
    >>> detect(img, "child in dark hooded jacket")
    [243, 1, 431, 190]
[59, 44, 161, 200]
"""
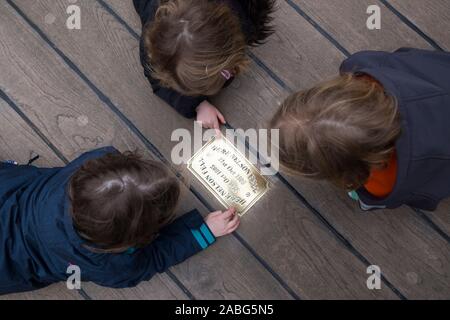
[271, 48, 450, 211]
[0, 147, 239, 294]
[133, 0, 275, 129]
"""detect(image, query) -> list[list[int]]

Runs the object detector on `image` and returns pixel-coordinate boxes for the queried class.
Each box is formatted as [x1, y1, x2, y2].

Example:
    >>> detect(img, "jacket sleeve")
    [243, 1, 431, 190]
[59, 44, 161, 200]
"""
[149, 83, 207, 119]
[104, 209, 216, 288]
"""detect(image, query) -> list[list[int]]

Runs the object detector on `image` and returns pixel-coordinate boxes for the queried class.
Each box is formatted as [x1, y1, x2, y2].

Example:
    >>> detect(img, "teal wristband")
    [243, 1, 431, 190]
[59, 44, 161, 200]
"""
[191, 229, 208, 250]
[200, 224, 215, 245]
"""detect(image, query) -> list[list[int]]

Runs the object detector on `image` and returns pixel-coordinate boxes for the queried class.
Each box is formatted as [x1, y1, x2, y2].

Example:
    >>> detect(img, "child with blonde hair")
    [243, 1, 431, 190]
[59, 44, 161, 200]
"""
[271, 48, 450, 211]
[134, 0, 275, 129]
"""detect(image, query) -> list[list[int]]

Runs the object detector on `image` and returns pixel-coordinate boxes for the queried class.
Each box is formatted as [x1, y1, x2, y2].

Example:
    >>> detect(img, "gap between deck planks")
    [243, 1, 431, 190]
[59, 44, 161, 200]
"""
[382, 0, 450, 51]
[0, 3, 294, 300]
[6, 0, 399, 299]
[102, 0, 450, 298]
[416, 202, 450, 239]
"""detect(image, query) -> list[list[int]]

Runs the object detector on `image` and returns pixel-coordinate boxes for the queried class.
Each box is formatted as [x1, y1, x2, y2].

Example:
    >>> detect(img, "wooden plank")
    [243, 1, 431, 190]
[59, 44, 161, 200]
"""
[17, 0, 403, 299]
[290, 0, 432, 51]
[101, 0, 142, 33]
[0, 99, 62, 166]
[389, 0, 450, 50]
[250, 0, 431, 92]
[222, 0, 450, 298]
[82, 274, 189, 300]
[424, 200, 450, 236]
[2, 1, 293, 300]
[0, 284, 83, 300]
[292, 181, 450, 299]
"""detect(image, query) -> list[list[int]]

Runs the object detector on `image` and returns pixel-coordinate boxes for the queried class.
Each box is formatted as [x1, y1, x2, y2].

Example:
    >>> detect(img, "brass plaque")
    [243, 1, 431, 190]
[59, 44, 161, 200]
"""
[187, 135, 269, 216]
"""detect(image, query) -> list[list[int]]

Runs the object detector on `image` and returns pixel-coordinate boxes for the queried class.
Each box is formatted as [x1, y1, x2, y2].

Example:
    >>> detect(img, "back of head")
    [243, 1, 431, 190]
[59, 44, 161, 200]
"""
[144, 0, 249, 96]
[270, 74, 401, 190]
[69, 151, 180, 253]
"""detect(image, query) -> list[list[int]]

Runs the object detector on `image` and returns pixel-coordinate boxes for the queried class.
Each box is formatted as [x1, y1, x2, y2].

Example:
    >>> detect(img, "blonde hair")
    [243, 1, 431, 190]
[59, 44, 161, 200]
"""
[144, 0, 250, 96]
[270, 74, 401, 190]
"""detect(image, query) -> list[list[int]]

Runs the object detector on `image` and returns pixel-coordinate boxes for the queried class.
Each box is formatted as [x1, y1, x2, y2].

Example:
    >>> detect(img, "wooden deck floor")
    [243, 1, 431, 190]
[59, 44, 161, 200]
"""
[0, 0, 449, 300]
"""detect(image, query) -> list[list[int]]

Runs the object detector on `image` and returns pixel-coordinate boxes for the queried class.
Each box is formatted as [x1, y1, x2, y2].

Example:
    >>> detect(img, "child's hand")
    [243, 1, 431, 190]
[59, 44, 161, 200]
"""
[205, 208, 240, 237]
[196, 100, 226, 130]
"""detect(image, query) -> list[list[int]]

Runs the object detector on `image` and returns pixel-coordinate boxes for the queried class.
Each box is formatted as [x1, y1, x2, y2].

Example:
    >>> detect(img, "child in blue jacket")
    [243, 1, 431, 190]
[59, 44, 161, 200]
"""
[0, 147, 239, 294]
